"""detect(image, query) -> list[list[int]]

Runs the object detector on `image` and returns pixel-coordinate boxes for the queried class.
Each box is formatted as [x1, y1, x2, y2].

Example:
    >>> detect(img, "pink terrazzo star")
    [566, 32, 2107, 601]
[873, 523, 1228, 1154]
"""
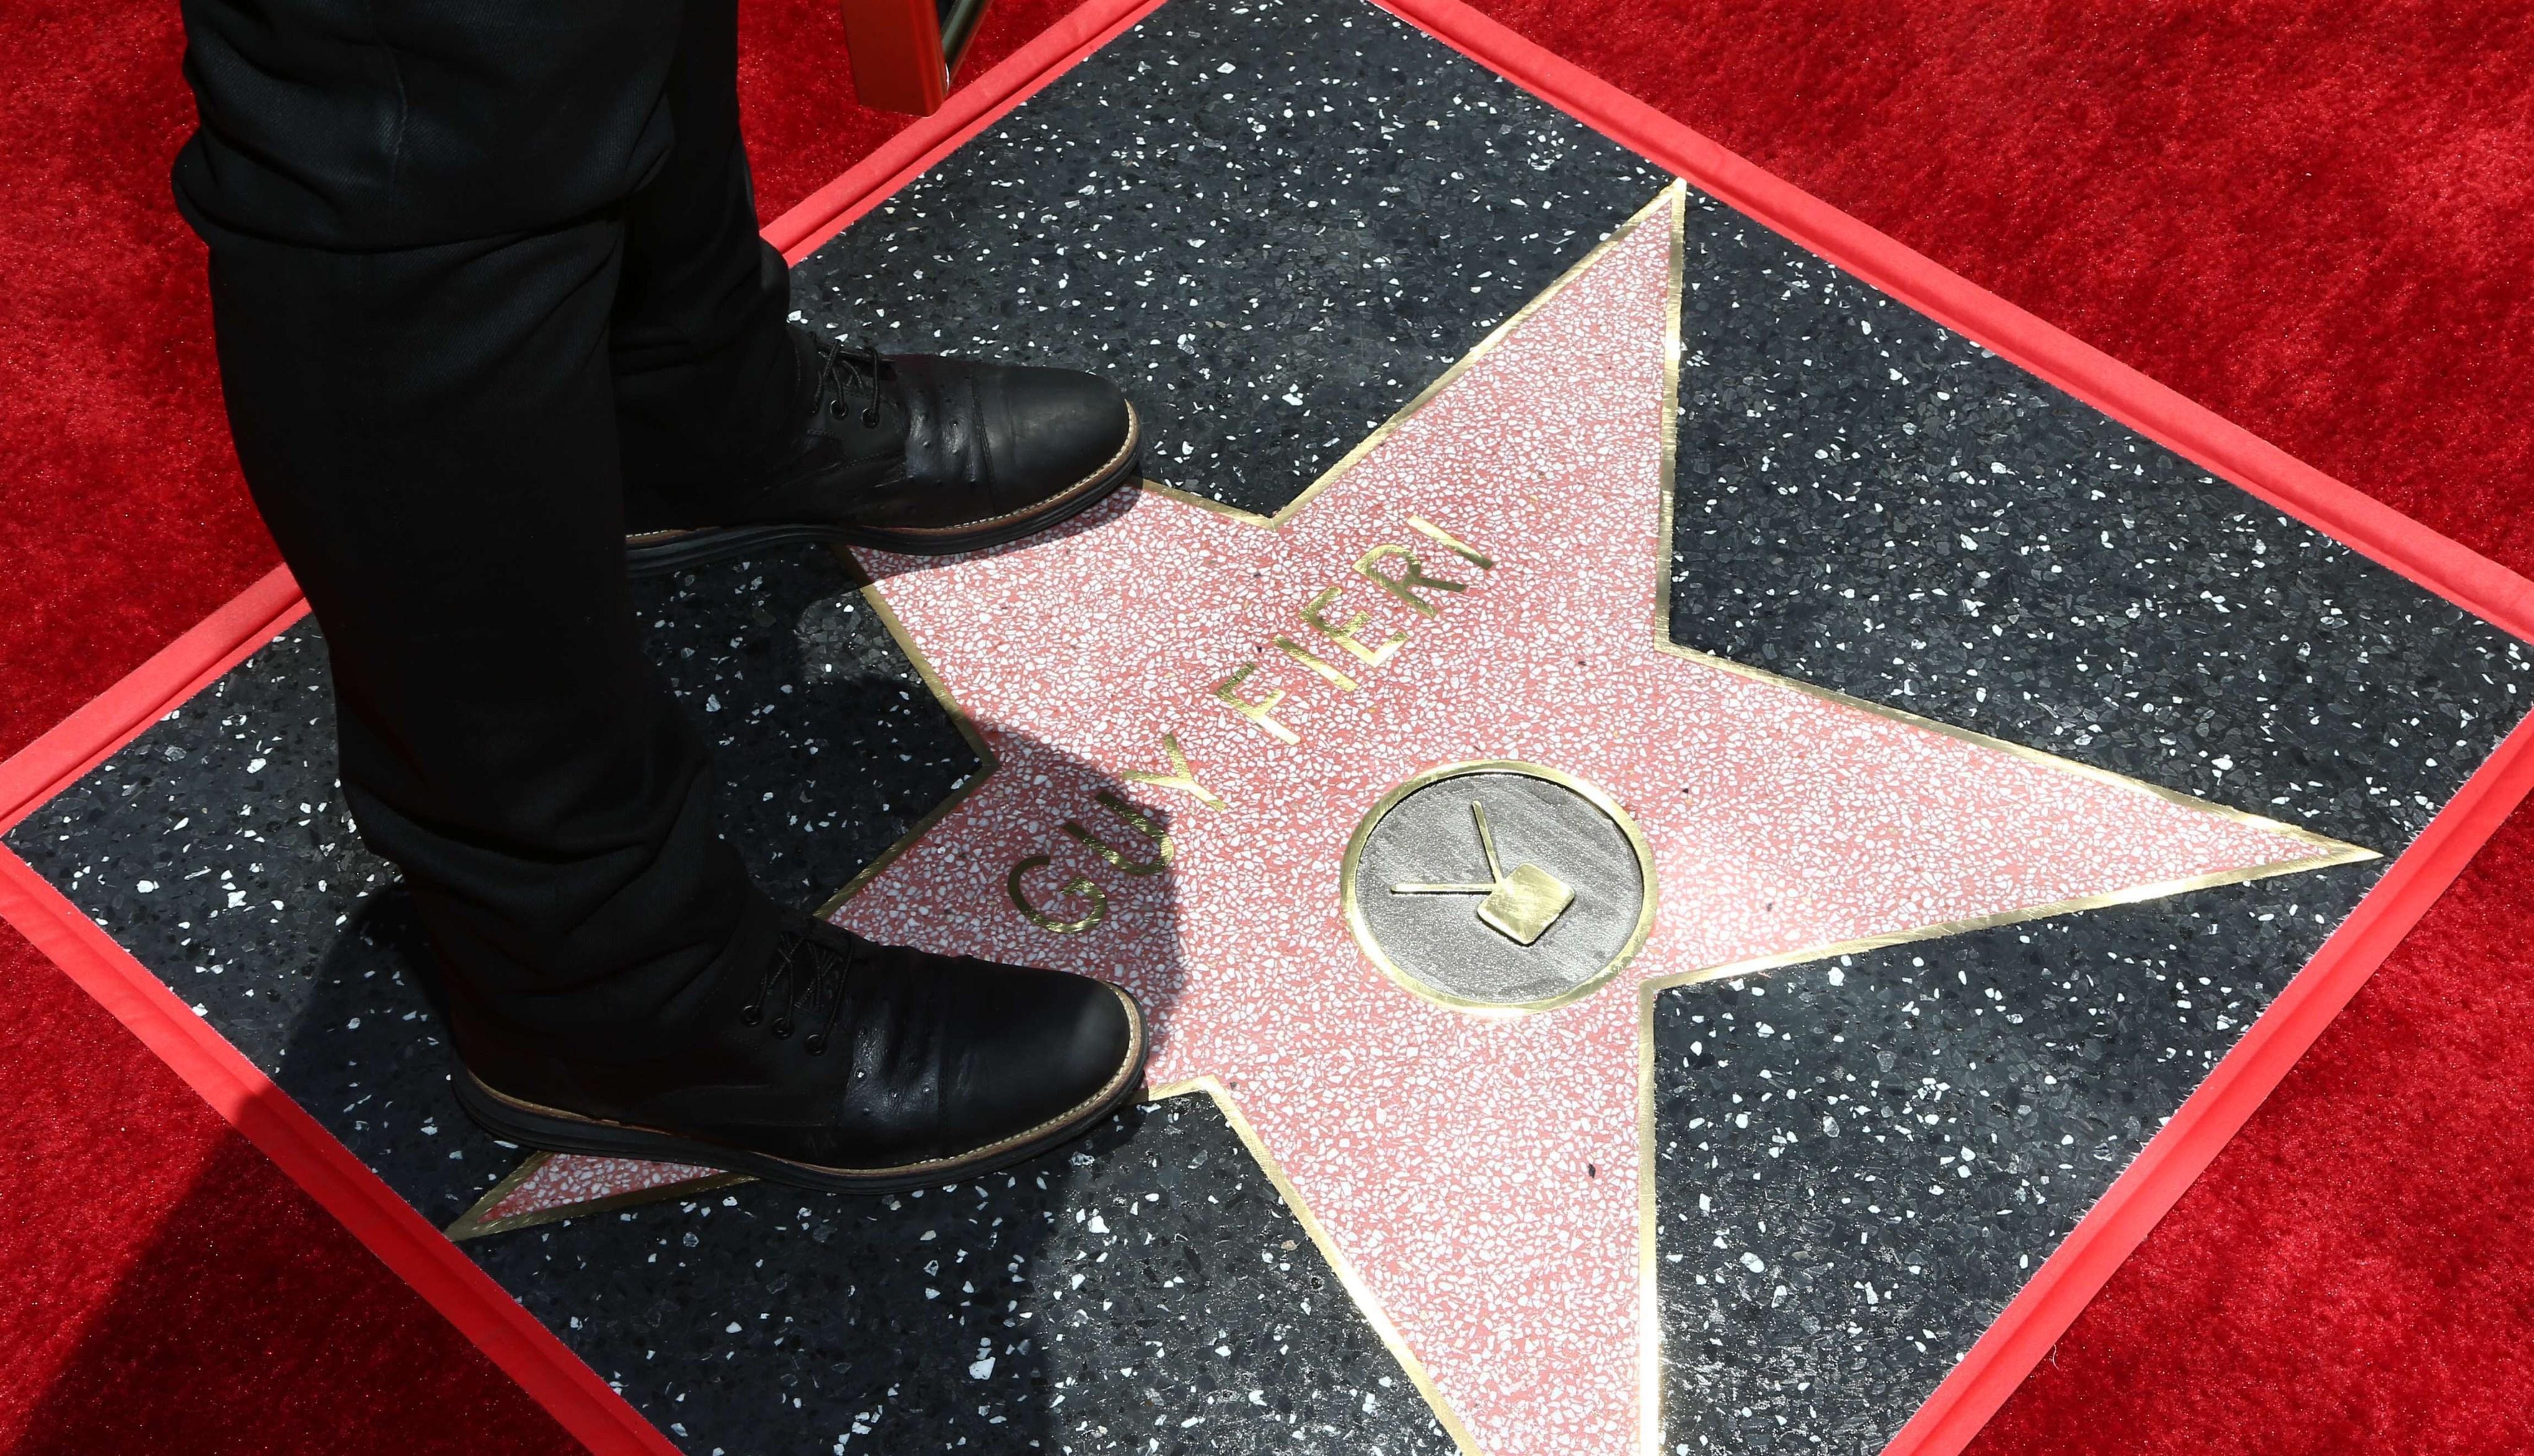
[462, 188, 2359, 1455]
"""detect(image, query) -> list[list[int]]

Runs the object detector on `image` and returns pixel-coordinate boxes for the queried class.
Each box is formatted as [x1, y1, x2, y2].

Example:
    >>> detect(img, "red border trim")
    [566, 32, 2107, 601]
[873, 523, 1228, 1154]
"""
[1886, 713, 2534, 1456]
[5, 3, 2533, 1454]
[1371, 0, 2534, 648]
[0, 564, 307, 836]
[0, 12, 1188, 1442]
[1352, 1, 2534, 1450]
[0, 849, 683, 1456]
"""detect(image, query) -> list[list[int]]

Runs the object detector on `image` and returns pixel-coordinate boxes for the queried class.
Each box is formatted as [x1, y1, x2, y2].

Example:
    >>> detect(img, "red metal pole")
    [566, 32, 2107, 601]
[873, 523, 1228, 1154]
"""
[840, 0, 950, 115]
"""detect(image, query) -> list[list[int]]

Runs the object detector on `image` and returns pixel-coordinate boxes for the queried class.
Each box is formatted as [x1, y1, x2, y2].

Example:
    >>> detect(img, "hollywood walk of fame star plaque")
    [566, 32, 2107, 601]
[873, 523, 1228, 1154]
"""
[13, 3, 2525, 1449]
[448, 187, 2368, 1456]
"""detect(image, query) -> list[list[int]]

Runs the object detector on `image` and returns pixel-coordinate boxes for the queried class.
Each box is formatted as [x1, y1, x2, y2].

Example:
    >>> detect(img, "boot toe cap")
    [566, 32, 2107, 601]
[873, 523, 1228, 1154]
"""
[947, 966, 1142, 1152]
[997, 365, 1137, 499]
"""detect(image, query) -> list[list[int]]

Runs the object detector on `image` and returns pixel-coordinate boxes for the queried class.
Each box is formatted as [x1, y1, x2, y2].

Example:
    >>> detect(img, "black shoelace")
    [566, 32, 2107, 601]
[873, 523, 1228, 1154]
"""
[817, 338, 891, 428]
[738, 930, 858, 1056]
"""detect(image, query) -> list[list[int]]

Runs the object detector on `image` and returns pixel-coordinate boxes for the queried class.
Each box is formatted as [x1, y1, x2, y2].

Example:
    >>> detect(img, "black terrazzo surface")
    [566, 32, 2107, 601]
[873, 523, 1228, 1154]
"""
[1643, 190, 2531, 1449]
[1651, 873, 2373, 1455]
[482, 1099, 1448, 1456]
[5, 553, 962, 1216]
[9, 555, 1444, 1455]
[1664, 185, 2525, 852]
[17, 0, 2534, 1450]
[9, 552, 968, 1086]
[789, 0, 1667, 519]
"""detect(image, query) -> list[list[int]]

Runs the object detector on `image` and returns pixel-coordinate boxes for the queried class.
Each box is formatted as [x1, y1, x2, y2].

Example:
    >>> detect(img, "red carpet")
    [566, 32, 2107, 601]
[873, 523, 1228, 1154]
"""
[1, 0, 2529, 1450]
[1967, 804, 2534, 1452]
[0, 921, 585, 1455]
[1463, 1, 2534, 586]
[0, 1, 266, 763]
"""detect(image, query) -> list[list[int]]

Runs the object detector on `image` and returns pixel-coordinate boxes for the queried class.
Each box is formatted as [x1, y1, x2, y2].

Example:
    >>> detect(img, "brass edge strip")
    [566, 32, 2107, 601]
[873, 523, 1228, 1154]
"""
[1624, 854, 2373, 1447]
[445, 1150, 553, 1240]
[1635, 978, 1665, 1456]
[1641, 185, 2365, 863]
[1634, 179, 1689, 1456]
[1646, 853, 2378, 999]
[1148, 1075, 1488, 1455]
[1137, 182, 1692, 529]
[812, 580, 1004, 922]
[1651, 638, 2373, 859]
[446, 1152, 756, 1242]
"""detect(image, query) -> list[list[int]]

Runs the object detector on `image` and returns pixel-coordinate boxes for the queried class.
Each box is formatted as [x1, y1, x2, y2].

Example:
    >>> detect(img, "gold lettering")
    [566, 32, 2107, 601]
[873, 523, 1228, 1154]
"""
[1007, 855, 1107, 933]
[1062, 792, 1176, 876]
[1120, 732, 1227, 811]
[1406, 516, 1495, 570]
[1354, 544, 1469, 617]
[1300, 586, 1406, 667]
[1210, 663, 1300, 744]
[1273, 635, 1359, 692]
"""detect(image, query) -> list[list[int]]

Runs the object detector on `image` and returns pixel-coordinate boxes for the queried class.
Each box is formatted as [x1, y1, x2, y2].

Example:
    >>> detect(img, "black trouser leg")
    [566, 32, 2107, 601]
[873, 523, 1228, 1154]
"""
[611, 0, 805, 517]
[174, 0, 787, 1045]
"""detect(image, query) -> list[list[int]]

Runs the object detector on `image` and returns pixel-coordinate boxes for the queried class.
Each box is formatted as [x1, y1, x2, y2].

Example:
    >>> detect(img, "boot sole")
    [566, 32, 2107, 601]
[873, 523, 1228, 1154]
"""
[624, 404, 1141, 578]
[449, 985, 1148, 1196]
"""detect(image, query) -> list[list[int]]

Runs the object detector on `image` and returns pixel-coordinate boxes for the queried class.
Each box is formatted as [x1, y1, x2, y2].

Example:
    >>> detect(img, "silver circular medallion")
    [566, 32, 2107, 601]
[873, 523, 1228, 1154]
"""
[1340, 762, 1656, 1012]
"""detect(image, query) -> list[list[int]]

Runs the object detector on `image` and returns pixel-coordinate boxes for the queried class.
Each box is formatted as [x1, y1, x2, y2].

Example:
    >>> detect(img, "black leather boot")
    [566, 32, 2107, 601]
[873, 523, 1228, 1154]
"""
[625, 327, 1141, 574]
[446, 909, 1147, 1191]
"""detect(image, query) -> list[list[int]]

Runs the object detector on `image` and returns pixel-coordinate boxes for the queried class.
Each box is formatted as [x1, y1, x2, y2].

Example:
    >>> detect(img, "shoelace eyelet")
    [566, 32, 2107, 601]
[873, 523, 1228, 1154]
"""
[815, 341, 890, 429]
[749, 927, 859, 1051]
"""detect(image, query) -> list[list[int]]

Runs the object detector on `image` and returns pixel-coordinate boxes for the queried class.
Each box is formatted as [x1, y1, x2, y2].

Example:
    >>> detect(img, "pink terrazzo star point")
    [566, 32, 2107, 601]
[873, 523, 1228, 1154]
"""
[459, 187, 2362, 1455]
